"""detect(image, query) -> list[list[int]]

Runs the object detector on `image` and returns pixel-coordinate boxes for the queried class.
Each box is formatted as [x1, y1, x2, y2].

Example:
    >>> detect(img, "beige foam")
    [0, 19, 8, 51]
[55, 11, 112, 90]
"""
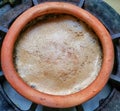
[14, 15, 102, 95]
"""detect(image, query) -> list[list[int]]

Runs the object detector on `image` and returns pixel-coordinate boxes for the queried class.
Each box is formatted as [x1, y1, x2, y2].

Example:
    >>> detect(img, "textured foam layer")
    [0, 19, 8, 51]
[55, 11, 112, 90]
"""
[14, 14, 102, 95]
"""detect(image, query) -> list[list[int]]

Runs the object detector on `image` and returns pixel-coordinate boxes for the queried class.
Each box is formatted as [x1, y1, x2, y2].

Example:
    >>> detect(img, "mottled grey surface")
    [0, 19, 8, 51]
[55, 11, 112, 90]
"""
[84, 0, 120, 35]
[0, 92, 14, 111]
[102, 89, 120, 111]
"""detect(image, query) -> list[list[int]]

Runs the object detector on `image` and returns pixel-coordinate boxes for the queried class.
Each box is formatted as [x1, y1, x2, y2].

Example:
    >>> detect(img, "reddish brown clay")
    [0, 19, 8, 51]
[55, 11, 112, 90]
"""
[1, 2, 114, 108]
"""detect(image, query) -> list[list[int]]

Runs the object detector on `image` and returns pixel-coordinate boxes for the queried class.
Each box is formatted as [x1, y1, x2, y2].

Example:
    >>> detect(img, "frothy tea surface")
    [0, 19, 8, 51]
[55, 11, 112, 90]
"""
[14, 14, 102, 95]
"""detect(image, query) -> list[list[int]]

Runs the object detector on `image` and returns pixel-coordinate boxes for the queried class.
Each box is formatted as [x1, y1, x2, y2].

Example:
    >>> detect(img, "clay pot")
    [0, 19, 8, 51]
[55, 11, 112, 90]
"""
[1, 2, 114, 108]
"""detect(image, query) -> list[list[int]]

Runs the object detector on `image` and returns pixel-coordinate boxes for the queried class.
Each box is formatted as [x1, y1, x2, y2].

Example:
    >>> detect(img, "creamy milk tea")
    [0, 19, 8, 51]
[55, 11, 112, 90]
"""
[14, 14, 102, 95]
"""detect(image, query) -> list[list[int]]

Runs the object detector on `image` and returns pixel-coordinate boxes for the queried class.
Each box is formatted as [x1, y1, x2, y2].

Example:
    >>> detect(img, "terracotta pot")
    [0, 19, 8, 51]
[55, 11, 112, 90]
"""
[1, 2, 114, 108]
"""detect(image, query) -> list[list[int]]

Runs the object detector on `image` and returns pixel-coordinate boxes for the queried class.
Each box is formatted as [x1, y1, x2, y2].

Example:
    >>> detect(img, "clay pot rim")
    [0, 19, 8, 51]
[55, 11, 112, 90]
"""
[1, 2, 114, 108]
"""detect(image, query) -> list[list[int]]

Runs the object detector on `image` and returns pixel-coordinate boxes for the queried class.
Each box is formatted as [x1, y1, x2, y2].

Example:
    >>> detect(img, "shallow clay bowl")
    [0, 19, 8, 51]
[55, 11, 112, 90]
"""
[1, 2, 114, 108]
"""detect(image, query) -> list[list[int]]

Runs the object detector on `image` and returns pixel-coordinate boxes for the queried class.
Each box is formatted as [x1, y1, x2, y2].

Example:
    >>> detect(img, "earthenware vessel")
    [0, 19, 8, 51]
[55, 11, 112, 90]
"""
[1, 2, 114, 108]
